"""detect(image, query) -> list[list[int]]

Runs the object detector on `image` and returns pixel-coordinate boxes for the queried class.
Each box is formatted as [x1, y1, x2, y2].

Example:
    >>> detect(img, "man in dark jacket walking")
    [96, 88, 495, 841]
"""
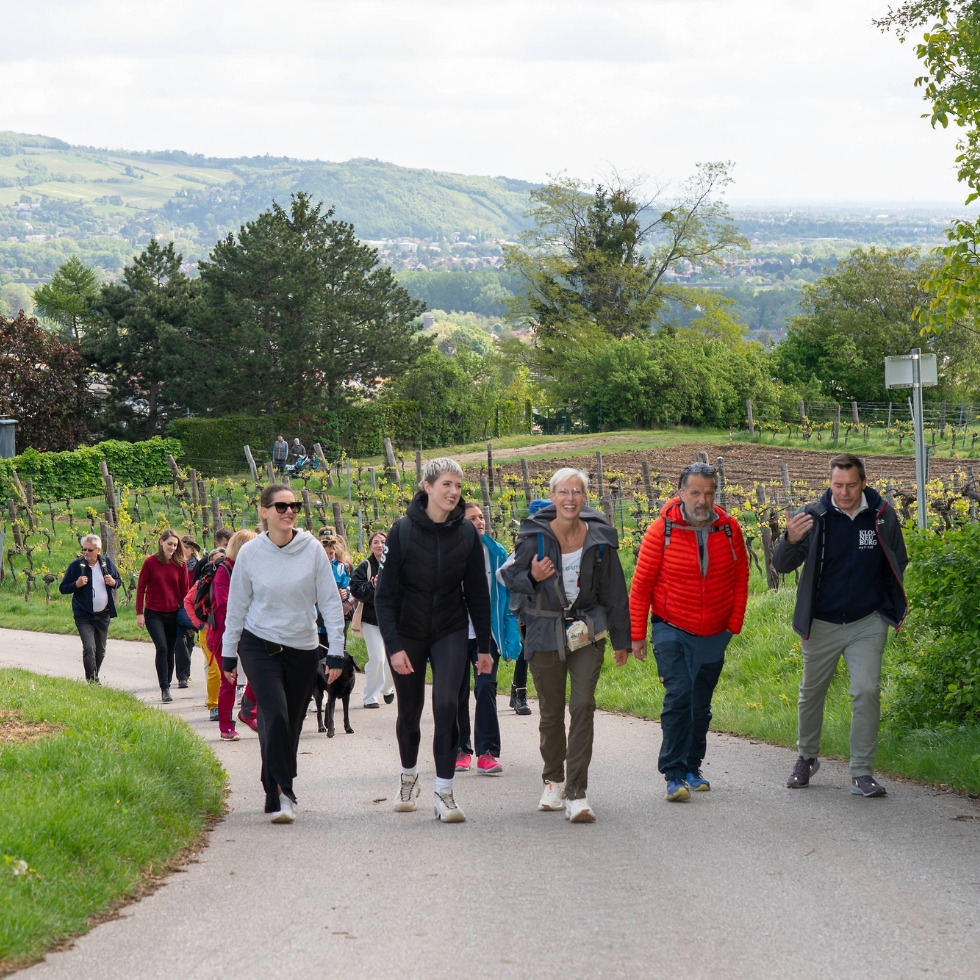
[59, 534, 120, 682]
[772, 454, 908, 798]
[272, 435, 289, 475]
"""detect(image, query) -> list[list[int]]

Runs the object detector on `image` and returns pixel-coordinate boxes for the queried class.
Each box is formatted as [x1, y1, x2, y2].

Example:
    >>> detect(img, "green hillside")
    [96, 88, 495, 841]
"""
[0, 131, 535, 284]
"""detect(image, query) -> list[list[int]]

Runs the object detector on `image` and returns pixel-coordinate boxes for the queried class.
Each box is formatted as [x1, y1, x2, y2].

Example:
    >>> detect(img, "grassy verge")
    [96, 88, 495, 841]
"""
[0, 669, 225, 973]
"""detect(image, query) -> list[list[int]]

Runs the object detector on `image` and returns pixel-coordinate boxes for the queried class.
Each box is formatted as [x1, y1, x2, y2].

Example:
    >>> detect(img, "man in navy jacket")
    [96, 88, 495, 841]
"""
[772, 454, 907, 798]
[59, 534, 120, 683]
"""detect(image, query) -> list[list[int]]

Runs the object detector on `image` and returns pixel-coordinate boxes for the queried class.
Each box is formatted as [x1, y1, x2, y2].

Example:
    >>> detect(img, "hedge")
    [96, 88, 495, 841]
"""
[167, 400, 531, 476]
[0, 437, 182, 501]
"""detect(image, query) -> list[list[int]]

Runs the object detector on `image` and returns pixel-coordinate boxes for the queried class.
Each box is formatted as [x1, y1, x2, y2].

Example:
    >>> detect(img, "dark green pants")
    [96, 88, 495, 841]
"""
[528, 641, 605, 801]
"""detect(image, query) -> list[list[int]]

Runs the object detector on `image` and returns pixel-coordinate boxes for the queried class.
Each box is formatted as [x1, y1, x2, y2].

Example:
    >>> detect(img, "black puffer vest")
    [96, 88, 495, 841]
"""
[394, 492, 475, 643]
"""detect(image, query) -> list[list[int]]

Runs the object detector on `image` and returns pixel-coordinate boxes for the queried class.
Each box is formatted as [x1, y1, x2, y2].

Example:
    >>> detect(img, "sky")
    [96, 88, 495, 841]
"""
[1, 0, 966, 203]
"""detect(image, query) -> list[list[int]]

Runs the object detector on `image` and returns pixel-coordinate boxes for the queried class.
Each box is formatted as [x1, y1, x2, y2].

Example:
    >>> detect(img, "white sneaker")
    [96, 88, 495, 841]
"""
[564, 797, 596, 823]
[538, 780, 566, 811]
[434, 788, 466, 823]
[271, 794, 295, 824]
[394, 773, 420, 812]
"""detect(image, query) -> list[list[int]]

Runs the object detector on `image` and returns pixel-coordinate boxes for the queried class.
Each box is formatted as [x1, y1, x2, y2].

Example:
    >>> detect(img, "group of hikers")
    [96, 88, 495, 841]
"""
[59, 450, 906, 824]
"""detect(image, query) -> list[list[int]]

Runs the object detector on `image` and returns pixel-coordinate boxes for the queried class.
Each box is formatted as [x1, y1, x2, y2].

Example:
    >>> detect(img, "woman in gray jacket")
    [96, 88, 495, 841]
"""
[503, 467, 631, 823]
[222, 483, 346, 823]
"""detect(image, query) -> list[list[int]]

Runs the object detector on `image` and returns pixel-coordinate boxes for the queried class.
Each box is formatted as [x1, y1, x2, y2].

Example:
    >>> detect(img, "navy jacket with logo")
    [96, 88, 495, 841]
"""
[771, 486, 907, 638]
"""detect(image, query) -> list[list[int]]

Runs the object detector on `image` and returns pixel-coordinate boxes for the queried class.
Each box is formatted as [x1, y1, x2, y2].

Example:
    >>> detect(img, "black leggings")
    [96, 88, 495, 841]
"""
[513, 652, 528, 689]
[238, 629, 319, 811]
[145, 609, 179, 689]
[391, 629, 469, 780]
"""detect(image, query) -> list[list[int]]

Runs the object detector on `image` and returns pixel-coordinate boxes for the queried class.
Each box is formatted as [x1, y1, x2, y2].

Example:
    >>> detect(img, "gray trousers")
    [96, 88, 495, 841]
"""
[798, 613, 889, 777]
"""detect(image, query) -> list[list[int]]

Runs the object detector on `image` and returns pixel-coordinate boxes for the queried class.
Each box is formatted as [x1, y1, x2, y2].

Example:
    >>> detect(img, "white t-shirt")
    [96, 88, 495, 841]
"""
[561, 548, 583, 607]
[90, 560, 108, 613]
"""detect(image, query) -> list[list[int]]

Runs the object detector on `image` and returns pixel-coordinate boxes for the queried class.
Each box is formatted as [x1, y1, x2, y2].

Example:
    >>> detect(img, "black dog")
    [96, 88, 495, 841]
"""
[314, 652, 357, 737]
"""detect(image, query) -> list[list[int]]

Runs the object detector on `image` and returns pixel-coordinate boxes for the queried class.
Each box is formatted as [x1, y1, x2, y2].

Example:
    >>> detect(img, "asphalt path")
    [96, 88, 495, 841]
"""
[3, 627, 979, 979]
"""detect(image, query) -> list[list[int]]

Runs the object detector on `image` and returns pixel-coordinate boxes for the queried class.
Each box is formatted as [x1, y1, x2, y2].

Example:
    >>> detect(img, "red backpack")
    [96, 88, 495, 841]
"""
[183, 554, 227, 629]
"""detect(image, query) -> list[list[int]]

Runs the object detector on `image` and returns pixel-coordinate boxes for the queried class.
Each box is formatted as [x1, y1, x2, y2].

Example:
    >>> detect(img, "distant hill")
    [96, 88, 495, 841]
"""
[0, 131, 536, 282]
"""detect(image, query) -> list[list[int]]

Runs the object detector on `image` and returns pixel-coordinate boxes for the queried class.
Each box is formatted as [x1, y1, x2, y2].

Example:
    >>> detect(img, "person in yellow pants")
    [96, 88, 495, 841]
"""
[201, 629, 221, 720]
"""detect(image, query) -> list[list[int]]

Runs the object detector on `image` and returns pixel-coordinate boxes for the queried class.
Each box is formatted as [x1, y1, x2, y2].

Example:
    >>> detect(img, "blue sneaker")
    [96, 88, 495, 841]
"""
[685, 769, 710, 792]
[665, 778, 691, 802]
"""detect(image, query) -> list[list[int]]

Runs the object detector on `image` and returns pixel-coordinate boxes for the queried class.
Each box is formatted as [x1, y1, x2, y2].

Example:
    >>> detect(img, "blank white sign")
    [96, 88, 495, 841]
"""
[884, 353, 938, 389]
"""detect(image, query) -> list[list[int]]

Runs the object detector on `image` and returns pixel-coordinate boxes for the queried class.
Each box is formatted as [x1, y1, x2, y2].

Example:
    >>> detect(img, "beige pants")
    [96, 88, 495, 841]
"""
[798, 613, 889, 777]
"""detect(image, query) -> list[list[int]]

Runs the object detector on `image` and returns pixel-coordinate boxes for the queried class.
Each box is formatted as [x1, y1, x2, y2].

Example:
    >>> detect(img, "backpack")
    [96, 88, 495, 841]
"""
[190, 553, 227, 627]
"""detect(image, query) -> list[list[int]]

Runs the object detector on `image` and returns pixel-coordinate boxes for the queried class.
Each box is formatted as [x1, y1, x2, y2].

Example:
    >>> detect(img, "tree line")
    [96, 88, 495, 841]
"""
[7, 163, 980, 456]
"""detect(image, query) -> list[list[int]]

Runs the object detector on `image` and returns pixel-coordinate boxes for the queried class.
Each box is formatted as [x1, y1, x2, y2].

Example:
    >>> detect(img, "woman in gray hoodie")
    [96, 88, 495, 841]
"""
[222, 483, 346, 823]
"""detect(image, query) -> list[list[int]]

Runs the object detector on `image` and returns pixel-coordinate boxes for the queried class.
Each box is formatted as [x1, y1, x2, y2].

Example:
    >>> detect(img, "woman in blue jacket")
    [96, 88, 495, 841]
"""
[59, 534, 120, 683]
[455, 501, 523, 775]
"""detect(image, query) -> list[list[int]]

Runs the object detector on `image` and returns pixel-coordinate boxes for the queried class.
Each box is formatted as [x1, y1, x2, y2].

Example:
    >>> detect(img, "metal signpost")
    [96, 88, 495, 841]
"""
[884, 348, 938, 529]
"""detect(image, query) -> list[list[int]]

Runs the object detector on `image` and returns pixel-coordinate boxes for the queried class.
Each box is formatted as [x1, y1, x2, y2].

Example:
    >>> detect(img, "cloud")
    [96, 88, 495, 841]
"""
[0, 0, 964, 200]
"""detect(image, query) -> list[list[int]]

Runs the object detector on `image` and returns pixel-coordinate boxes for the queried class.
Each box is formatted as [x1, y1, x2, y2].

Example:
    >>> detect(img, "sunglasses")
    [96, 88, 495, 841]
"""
[271, 501, 302, 514]
[81, 547, 98, 553]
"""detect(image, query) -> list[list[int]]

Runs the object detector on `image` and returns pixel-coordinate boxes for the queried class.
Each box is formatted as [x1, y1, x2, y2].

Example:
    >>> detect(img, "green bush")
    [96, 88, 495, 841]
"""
[168, 398, 531, 476]
[0, 437, 181, 501]
[887, 522, 980, 728]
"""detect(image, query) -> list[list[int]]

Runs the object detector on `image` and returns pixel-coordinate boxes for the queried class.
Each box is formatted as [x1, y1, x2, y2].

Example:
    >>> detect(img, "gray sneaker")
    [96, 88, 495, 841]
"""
[787, 756, 819, 788]
[851, 775, 887, 797]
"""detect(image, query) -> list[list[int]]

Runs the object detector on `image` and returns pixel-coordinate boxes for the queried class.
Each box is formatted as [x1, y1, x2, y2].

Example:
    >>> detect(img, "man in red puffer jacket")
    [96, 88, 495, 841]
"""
[629, 462, 749, 802]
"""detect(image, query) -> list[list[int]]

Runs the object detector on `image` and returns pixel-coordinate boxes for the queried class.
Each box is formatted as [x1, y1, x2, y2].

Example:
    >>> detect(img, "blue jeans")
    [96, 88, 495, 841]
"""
[652, 622, 730, 782]
[457, 637, 501, 756]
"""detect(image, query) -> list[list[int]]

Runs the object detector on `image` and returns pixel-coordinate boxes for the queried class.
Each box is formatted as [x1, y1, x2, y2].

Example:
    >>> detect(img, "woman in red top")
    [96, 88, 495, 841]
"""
[207, 529, 256, 740]
[137, 529, 190, 703]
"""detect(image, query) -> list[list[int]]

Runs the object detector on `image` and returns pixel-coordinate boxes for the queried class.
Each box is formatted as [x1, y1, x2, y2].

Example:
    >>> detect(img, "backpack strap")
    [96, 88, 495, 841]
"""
[662, 518, 673, 550]
[398, 516, 411, 555]
[709, 522, 737, 560]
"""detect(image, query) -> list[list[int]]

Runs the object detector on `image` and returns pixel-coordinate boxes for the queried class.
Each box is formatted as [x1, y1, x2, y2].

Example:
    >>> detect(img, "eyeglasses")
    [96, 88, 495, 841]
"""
[555, 488, 585, 498]
[679, 464, 717, 487]
[81, 547, 98, 553]
[272, 501, 302, 514]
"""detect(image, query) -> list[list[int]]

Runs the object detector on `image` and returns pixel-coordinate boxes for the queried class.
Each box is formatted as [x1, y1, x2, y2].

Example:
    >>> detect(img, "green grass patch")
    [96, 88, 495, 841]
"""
[0, 669, 225, 972]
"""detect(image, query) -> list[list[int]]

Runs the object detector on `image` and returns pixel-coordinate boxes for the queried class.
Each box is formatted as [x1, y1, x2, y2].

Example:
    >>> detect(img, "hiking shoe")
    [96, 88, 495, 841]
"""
[434, 788, 466, 823]
[271, 794, 294, 824]
[177, 679, 189, 689]
[383, 692, 395, 704]
[394, 773, 420, 812]
[509, 684, 517, 709]
[513, 688, 532, 716]
[787, 756, 820, 788]
[238, 709, 258, 733]
[477, 753, 503, 775]
[209, 707, 219, 722]
[220, 728, 240, 741]
[161, 687, 173, 703]
[363, 701, 380, 709]
[851, 775, 887, 798]
[538, 780, 566, 811]
[455, 750, 472, 772]
[564, 797, 596, 823]
[685, 769, 711, 792]
[665, 778, 691, 802]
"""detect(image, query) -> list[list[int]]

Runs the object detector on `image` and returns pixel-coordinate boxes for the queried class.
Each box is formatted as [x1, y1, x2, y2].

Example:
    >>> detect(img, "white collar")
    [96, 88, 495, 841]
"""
[831, 492, 869, 520]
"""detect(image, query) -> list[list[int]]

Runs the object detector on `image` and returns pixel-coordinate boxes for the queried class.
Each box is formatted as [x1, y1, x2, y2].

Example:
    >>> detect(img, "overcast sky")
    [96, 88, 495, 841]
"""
[1, 0, 964, 203]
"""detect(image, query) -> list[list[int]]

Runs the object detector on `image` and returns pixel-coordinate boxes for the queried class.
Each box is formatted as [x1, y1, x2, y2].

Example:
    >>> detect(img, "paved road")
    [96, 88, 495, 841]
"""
[3, 627, 979, 979]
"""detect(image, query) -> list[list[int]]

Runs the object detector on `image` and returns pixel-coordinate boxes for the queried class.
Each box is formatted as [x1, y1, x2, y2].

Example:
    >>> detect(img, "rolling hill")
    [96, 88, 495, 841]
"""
[0, 131, 536, 283]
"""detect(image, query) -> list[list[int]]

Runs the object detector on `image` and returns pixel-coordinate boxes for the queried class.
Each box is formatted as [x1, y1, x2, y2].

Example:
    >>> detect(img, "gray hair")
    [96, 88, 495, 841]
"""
[419, 457, 464, 489]
[80, 533, 102, 550]
[549, 468, 590, 494]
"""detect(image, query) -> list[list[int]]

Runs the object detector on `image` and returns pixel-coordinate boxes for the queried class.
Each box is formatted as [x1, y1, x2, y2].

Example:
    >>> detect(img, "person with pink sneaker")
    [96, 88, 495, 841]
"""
[456, 501, 522, 776]
[207, 529, 257, 741]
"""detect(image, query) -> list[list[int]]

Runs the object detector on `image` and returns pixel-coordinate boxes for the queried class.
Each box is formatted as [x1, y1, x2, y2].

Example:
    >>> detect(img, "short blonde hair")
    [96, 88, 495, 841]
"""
[226, 529, 257, 561]
[549, 467, 590, 495]
[419, 457, 464, 490]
